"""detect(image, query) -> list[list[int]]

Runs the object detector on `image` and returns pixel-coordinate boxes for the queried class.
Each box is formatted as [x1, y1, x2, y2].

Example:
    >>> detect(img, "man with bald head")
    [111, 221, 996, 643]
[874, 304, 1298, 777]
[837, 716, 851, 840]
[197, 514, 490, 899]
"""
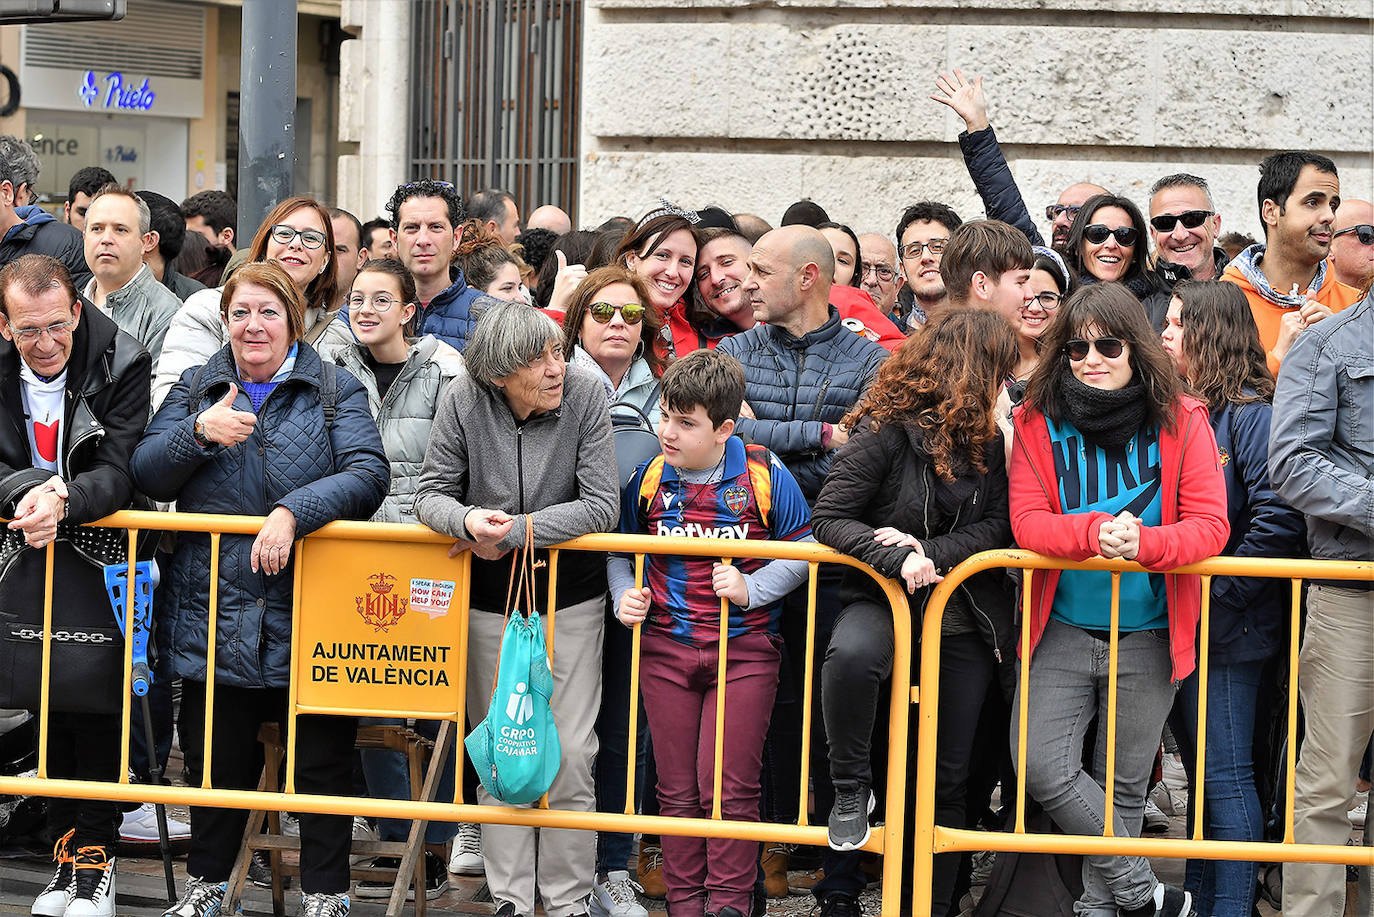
[932, 69, 1106, 253]
[1330, 199, 1374, 292]
[717, 229, 886, 917]
[717, 224, 886, 498]
[857, 232, 902, 318]
[525, 204, 572, 236]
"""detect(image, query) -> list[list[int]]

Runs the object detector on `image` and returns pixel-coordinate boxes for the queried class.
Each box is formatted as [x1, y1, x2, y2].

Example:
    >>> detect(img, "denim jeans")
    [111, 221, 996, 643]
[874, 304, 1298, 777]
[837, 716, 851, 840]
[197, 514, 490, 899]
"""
[1013, 620, 1175, 917]
[1169, 657, 1265, 917]
[594, 600, 647, 875]
[358, 717, 460, 845]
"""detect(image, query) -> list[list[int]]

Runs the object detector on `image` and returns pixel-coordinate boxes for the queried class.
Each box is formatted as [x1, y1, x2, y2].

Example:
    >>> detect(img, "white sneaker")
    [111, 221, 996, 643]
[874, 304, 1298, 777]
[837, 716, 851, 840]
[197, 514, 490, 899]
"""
[1350, 792, 1368, 828]
[63, 847, 115, 917]
[1142, 798, 1171, 834]
[32, 828, 73, 917]
[589, 870, 647, 917]
[161, 876, 228, 917]
[447, 822, 483, 876]
[348, 816, 377, 865]
[119, 803, 192, 843]
[1148, 780, 1177, 817]
[1160, 752, 1189, 794]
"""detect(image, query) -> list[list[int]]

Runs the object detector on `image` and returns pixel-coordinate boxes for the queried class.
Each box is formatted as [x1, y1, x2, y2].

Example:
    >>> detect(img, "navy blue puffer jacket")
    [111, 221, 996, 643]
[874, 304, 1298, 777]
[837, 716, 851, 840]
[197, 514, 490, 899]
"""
[132, 342, 389, 688]
[717, 306, 887, 500]
[414, 271, 489, 352]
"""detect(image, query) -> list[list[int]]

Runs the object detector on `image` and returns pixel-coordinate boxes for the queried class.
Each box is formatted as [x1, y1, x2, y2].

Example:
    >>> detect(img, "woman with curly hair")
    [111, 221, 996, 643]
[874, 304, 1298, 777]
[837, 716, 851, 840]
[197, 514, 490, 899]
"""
[1160, 280, 1304, 917]
[1009, 281, 1229, 917]
[811, 309, 1019, 915]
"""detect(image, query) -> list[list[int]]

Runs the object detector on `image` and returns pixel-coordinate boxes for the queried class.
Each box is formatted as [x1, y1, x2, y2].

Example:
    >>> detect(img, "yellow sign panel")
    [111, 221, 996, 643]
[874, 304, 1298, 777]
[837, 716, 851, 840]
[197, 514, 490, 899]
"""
[293, 535, 472, 717]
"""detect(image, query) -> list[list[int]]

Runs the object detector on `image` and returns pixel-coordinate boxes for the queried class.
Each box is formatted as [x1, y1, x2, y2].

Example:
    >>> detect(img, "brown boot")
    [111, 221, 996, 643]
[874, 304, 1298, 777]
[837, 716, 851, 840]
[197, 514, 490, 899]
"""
[760, 843, 791, 898]
[636, 838, 667, 899]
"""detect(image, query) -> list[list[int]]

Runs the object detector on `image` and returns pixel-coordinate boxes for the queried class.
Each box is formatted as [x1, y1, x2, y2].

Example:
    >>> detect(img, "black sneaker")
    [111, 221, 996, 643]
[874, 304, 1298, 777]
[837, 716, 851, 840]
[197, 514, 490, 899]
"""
[1119, 883, 1195, 917]
[248, 849, 291, 889]
[818, 892, 864, 917]
[354, 857, 401, 899]
[413, 851, 449, 901]
[357, 854, 449, 901]
[826, 786, 875, 851]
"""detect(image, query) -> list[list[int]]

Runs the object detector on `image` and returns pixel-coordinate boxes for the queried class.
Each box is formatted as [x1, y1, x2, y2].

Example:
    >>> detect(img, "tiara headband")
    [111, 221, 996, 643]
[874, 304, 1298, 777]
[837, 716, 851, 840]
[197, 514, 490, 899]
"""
[640, 198, 700, 226]
[1032, 244, 1071, 290]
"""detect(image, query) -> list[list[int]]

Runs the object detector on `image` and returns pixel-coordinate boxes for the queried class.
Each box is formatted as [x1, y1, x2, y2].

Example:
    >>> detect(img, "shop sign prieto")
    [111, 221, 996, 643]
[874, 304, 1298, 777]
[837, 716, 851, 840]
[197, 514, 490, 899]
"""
[77, 70, 156, 112]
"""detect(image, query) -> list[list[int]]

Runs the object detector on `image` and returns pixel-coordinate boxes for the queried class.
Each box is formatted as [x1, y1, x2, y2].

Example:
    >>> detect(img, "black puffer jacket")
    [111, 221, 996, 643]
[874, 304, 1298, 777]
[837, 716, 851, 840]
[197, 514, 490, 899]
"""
[1142, 247, 1232, 331]
[812, 416, 1015, 658]
[717, 306, 887, 500]
[0, 307, 151, 713]
[958, 127, 1046, 248]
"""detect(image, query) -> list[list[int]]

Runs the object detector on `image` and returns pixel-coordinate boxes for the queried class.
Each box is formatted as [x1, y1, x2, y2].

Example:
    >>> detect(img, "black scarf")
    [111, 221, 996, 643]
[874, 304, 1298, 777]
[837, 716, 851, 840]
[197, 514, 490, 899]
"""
[1058, 373, 1149, 448]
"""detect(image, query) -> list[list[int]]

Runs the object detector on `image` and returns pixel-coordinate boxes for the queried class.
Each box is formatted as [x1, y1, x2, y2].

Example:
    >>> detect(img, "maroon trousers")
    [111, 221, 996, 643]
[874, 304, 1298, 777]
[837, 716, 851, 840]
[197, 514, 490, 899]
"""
[639, 629, 780, 917]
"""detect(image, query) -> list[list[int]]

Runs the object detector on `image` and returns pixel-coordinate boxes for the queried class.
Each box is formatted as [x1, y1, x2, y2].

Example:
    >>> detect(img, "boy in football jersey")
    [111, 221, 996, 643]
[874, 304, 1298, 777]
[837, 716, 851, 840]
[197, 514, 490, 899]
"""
[609, 348, 813, 917]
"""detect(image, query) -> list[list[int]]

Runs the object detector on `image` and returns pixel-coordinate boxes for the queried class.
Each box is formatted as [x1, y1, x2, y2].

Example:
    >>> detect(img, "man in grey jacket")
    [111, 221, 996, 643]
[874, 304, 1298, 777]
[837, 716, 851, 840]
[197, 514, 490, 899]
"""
[1270, 291, 1374, 917]
[82, 186, 182, 367]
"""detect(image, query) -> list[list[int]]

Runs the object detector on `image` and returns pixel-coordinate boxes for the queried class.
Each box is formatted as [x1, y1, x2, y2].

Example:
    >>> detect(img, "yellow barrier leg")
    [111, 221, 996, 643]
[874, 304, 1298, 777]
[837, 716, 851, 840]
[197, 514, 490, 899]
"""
[202, 532, 221, 788]
[624, 554, 645, 815]
[37, 542, 55, 779]
[1285, 577, 1302, 844]
[798, 562, 819, 827]
[117, 531, 140, 785]
[1103, 572, 1121, 837]
[1192, 577, 1212, 840]
[1015, 573, 1033, 835]
[711, 558, 730, 821]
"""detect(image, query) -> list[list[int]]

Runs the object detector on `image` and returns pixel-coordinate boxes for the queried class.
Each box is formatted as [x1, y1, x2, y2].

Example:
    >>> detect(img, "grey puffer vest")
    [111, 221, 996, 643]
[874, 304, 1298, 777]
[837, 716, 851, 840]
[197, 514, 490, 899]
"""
[327, 335, 463, 523]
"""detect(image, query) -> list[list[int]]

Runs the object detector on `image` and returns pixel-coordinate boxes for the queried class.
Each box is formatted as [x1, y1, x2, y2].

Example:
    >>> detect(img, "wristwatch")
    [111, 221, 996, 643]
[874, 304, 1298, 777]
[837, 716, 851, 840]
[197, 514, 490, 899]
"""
[193, 418, 211, 448]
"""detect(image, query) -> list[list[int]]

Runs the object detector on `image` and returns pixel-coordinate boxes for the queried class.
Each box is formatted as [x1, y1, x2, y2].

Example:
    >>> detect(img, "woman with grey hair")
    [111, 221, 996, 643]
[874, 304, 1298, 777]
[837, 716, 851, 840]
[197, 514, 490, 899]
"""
[415, 298, 619, 917]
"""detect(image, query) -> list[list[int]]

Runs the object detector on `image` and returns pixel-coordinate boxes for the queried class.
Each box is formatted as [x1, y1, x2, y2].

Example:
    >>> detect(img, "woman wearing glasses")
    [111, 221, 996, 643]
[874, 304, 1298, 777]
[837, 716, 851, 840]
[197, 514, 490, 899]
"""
[1063, 195, 1158, 303]
[321, 257, 467, 899]
[154, 197, 353, 409]
[1008, 282, 1228, 917]
[133, 260, 389, 917]
[561, 266, 668, 427]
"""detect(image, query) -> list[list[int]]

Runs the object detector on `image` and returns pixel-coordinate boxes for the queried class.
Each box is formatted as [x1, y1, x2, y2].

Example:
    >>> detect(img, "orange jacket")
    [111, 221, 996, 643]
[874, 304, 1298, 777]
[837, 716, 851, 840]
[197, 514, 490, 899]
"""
[1220, 263, 1361, 375]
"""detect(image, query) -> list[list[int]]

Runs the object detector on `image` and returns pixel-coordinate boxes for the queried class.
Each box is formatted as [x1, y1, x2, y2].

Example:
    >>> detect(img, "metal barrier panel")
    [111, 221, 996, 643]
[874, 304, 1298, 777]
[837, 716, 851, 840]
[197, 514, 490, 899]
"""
[0, 510, 913, 916]
[910, 549, 1374, 915]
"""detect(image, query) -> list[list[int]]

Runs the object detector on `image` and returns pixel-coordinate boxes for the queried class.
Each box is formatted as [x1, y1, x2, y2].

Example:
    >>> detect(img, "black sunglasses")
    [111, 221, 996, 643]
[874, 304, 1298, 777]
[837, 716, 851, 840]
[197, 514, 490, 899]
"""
[1083, 224, 1139, 247]
[1064, 337, 1125, 361]
[1334, 224, 1374, 245]
[1149, 210, 1213, 233]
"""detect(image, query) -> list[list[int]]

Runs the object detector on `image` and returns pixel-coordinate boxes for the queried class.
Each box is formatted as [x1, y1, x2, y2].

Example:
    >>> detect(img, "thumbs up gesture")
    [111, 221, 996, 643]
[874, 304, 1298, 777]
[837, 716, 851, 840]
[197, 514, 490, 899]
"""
[547, 248, 588, 315]
[195, 383, 257, 447]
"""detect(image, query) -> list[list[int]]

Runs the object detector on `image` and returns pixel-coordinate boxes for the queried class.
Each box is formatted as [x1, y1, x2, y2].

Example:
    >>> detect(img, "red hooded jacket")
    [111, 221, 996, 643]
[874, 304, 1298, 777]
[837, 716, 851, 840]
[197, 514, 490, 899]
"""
[1008, 394, 1230, 682]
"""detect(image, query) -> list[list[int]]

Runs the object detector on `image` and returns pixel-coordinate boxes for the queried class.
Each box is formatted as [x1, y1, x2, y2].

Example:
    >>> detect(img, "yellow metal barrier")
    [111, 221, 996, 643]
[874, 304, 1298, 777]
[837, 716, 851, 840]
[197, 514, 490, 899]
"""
[911, 549, 1374, 915]
[0, 509, 914, 916]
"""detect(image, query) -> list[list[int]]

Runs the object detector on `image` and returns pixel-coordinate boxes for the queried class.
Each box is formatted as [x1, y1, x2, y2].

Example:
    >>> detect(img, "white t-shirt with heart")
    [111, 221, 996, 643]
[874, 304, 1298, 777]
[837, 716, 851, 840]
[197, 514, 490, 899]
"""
[19, 362, 67, 475]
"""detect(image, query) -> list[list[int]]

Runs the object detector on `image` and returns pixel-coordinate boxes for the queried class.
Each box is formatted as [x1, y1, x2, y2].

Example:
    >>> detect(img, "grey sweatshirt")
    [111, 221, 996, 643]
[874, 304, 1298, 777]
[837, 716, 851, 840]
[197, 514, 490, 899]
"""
[415, 360, 620, 610]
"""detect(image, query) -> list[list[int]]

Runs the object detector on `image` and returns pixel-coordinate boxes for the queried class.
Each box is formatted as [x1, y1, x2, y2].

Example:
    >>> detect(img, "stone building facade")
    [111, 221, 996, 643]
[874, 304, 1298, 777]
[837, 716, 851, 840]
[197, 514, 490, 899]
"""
[339, 0, 1372, 241]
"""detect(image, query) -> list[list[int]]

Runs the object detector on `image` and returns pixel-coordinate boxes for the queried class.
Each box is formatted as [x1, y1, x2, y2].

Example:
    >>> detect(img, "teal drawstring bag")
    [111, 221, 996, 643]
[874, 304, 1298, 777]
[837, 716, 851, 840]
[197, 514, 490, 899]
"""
[465, 517, 562, 804]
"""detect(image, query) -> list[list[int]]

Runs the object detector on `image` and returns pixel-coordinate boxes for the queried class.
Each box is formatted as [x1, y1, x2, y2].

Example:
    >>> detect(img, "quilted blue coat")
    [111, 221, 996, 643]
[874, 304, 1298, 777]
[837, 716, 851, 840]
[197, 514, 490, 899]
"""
[132, 342, 389, 688]
[716, 307, 887, 500]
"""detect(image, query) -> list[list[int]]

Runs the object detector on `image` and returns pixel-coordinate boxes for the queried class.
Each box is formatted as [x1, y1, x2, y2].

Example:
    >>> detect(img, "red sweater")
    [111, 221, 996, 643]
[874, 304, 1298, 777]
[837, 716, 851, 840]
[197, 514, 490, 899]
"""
[1008, 395, 1230, 682]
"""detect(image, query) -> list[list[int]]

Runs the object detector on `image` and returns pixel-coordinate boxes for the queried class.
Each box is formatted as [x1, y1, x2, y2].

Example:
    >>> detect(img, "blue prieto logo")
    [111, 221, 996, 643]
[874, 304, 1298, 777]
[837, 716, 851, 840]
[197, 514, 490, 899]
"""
[78, 71, 100, 107]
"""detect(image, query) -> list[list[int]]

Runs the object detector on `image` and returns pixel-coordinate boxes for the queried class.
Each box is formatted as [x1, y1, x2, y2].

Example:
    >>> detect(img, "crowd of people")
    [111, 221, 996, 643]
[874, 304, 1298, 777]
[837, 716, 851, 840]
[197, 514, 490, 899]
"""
[0, 63, 1369, 917]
